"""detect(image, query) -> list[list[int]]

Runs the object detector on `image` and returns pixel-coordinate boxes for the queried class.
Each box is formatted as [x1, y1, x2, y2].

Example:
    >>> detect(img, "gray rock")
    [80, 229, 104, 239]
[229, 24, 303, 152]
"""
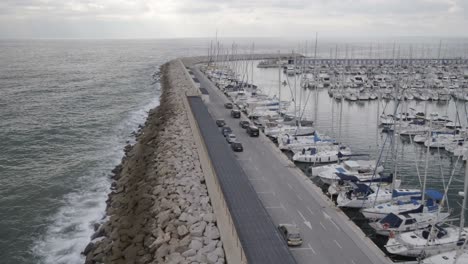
[177, 225, 188, 237]
[189, 221, 206, 237]
[214, 247, 224, 258]
[200, 240, 217, 254]
[202, 213, 214, 223]
[155, 243, 169, 259]
[168, 252, 184, 264]
[182, 249, 196, 257]
[189, 239, 203, 250]
[204, 225, 220, 240]
[179, 212, 188, 222]
[207, 252, 218, 264]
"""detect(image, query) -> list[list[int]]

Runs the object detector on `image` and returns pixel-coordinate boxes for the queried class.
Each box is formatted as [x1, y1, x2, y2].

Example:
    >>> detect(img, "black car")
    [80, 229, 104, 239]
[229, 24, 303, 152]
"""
[231, 109, 241, 118]
[247, 125, 260, 137]
[253, 121, 265, 132]
[221, 127, 232, 137]
[224, 102, 233, 109]
[231, 142, 243, 152]
[215, 119, 226, 127]
[239, 120, 250, 129]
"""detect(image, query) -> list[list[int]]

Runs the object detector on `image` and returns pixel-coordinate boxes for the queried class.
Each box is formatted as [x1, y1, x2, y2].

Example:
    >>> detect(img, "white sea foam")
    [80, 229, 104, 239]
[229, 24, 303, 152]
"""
[32, 96, 160, 264]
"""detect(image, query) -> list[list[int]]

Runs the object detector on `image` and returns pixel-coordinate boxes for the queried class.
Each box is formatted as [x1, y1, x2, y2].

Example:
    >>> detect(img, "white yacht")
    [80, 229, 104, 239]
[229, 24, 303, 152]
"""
[312, 160, 384, 185]
[386, 225, 468, 257]
[337, 183, 421, 209]
[421, 247, 468, 264]
[370, 210, 451, 236]
[292, 145, 352, 164]
[361, 190, 443, 220]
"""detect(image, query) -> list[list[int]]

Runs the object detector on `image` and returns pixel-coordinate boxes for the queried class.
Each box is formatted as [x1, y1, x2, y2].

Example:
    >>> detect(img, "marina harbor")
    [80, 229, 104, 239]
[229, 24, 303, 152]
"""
[182, 50, 468, 264]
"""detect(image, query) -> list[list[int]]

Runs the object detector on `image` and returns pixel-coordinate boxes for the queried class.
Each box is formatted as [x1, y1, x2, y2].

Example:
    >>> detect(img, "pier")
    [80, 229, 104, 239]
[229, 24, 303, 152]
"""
[180, 55, 394, 264]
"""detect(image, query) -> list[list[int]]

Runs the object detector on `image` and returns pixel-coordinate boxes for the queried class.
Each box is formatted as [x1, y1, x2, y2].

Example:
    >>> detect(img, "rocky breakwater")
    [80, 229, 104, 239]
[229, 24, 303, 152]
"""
[83, 60, 225, 264]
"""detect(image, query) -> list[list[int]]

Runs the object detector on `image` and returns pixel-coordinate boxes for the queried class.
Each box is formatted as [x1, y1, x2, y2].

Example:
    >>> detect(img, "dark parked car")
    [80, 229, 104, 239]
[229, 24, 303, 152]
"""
[221, 127, 232, 137]
[231, 142, 243, 152]
[224, 102, 233, 109]
[215, 119, 226, 127]
[253, 121, 265, 132]
[247, 125, 260, 137]
[239, 120, 250, 129]
[231, 109, 241, 118]
[226, 134, 237, 144]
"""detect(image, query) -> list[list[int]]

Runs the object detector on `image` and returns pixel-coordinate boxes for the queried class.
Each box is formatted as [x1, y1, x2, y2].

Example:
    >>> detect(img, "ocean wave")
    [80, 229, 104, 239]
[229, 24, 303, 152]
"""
[31, 95, 160, 264]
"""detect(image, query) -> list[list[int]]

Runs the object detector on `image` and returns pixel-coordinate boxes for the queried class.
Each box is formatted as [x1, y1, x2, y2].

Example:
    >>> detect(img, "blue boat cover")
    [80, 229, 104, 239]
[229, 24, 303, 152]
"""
[352, 183, 373, 194]
[425, 189, 444, 200]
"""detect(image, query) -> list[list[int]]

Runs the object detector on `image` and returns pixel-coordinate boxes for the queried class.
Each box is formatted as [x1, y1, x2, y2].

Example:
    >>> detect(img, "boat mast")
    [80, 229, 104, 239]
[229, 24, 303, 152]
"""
[459, 150, 468, 238]
[313, 32, 319, 127]
[278, 50, 282, 116]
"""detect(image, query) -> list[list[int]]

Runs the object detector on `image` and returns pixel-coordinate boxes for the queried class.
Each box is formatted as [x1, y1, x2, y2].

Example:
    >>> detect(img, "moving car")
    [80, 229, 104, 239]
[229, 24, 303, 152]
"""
[239, 120, 250, 129]
[224, 102, 233, 109]
[246, 125, 260, 137]
[226, 134, 237, 144]
[221, 127, 232, 137]
[278, 224, 303, 246]
[231, 142, 243, 152]
[215, 119, 226, 127]
[231, 109, 241, 118]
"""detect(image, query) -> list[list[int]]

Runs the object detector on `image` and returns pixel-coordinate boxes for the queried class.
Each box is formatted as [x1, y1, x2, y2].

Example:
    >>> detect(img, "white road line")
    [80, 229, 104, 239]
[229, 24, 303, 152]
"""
[297, 210, 307, 222]
[330, 219, 340, 231]
[309, 244, 317, 255]
[287, 183, 293, 189]
[257, 191, 274, 195]
[351, 260, 356, 264]
[306, 206, 315, 215]
[249, 177, 264, 181]
[320, 222, 327, 230]
[333, 240, 342, 249]
[266, 206, 284, 209]
[297, 194, 303, 201]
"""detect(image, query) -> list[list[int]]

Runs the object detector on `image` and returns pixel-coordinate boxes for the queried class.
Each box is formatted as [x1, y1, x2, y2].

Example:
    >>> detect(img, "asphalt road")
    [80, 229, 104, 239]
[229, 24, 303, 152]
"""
[190, 66, 392, 264]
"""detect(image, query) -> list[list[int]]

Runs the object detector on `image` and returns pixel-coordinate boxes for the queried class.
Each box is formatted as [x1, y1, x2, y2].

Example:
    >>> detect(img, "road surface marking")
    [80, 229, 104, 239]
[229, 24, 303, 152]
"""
[257, 191, 275, 196]
[309, 244, 317, 255]
[290, 244, 316, 255]
[297, 210, 307, 221]
[306, 206, 315, 215]
[297, 210, 313, 230]
[266, 205, 284, 209]
[297, 194, 303, 200]
[330, 219, 340, 231]
[320, 222, 327, 230]
[333, 240, 342, 249]
[287, 183, 293, 189]
[351, 260, 356, 264]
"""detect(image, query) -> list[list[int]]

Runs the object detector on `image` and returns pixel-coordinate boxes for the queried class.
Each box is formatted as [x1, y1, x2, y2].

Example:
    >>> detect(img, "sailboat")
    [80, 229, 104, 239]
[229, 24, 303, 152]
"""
[421, 239, 468, 263]
[385, 147, 468, 258]
[362, 190, 444, 220]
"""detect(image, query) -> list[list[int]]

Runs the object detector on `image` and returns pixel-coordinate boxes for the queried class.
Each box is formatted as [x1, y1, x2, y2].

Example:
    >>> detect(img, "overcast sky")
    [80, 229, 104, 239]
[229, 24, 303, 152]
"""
[0, 0, 467, 39]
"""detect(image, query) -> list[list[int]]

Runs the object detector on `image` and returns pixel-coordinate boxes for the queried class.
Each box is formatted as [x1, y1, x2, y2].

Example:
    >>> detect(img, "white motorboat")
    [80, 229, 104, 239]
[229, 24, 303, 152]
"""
[264, 125, 315, 139]
[369, 210, 451, 236]
[292, 145, 352, 164]
[313, 160, 384, 184]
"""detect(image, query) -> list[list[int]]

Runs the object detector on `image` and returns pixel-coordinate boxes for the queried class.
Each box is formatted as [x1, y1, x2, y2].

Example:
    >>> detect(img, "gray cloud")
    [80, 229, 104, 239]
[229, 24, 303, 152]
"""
[0, 0, 466, 38]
